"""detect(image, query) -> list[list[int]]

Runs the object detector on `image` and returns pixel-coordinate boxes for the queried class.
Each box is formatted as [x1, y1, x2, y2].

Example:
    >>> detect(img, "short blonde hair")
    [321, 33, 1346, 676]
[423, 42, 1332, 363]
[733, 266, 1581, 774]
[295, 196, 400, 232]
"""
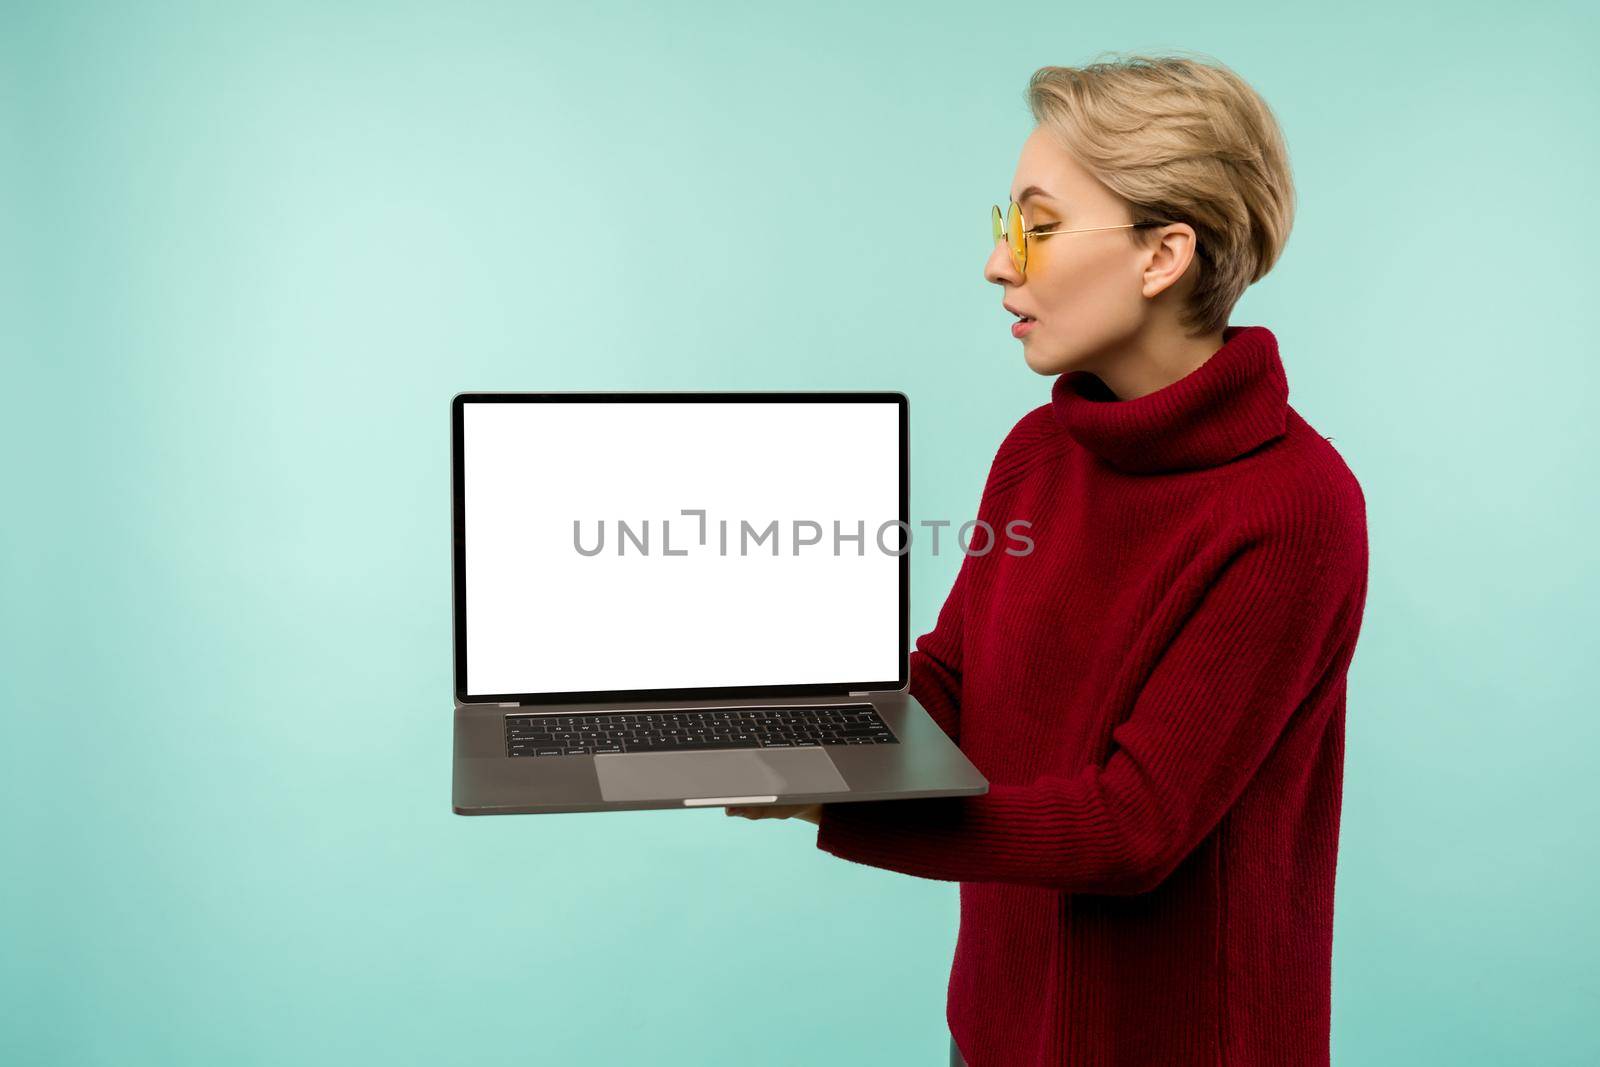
[1026, 52, 1295, 336]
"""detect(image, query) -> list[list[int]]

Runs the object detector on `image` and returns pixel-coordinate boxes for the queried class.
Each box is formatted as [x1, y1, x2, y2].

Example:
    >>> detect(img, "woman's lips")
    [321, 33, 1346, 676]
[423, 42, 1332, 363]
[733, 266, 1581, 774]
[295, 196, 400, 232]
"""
[1011, 317, 1037, 339]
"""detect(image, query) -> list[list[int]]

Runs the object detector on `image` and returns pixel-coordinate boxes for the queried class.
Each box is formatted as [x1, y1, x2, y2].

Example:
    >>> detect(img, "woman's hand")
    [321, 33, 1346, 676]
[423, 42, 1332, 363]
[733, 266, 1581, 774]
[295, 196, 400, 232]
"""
[724, 803, 822, 824]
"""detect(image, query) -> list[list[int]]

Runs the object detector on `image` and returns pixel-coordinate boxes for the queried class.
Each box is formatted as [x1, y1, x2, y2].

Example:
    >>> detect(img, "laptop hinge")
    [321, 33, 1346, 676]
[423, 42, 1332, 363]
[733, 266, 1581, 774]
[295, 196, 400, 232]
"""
[847, 691, 871, 696]
[497, 702, 520, 708]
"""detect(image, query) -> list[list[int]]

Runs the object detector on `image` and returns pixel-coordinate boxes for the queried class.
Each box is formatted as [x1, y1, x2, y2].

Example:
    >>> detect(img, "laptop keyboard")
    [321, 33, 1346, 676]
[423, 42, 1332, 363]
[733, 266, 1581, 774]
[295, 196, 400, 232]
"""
[505, 703, 897, 757]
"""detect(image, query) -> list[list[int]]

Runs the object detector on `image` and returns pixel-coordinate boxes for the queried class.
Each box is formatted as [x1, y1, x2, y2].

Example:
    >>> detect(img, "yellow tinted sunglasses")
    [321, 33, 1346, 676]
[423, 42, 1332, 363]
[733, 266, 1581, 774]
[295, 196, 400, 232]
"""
[991, 201, 1172, 277]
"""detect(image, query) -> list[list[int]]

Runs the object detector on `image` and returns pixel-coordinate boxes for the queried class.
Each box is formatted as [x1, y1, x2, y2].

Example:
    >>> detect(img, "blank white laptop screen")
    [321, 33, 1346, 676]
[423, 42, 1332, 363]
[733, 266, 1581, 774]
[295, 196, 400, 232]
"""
[459, 399, 902, 698]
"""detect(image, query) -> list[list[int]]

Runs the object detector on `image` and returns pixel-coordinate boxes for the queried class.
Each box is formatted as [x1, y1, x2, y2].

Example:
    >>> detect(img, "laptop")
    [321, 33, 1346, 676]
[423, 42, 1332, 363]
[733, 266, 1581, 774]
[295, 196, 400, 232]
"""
[450, 391, 989, 815]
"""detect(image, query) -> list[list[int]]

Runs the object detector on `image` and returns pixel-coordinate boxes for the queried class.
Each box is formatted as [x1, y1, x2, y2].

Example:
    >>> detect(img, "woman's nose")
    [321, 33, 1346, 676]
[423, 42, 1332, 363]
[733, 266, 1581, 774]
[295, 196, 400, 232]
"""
[985, 239, 1021, 286]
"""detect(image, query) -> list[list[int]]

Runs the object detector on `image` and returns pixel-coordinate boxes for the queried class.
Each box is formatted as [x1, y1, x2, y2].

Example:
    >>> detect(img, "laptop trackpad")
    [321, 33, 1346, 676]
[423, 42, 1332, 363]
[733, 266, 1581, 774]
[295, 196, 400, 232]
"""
[594, 747, 851, 804]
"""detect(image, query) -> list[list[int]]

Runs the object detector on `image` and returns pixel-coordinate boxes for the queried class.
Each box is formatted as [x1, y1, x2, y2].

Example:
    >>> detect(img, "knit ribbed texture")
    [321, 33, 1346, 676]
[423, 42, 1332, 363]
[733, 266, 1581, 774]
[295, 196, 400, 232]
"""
[816, 325, 1370, 1066]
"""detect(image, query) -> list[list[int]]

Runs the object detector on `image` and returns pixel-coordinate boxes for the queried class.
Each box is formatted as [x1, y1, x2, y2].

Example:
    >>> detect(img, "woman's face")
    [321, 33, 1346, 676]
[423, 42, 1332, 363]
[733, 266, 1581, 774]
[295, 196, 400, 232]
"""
[985, 127, 1186, 377]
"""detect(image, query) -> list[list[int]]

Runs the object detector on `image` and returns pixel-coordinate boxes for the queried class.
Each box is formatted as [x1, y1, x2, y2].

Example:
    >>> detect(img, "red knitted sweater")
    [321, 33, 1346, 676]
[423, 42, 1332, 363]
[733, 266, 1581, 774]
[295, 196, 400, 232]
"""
[815, 325, 1370, 1066]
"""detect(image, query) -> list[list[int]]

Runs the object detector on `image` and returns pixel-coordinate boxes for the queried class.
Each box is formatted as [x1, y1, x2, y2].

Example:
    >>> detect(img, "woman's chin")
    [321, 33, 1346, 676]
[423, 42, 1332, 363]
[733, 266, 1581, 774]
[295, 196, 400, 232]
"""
[1023, 335, 1100, 378]
[1022, 340, 1065, 376]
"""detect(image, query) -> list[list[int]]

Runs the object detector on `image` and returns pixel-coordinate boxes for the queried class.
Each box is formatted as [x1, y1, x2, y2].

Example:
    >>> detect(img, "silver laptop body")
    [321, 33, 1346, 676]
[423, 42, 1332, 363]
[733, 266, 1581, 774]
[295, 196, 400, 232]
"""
[450, 391, 988, 815]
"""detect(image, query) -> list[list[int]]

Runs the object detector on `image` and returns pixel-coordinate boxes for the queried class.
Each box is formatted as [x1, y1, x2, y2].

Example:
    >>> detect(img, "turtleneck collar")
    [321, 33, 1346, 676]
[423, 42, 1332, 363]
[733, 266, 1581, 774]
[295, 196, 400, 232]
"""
[1049, 324, 1290, 474]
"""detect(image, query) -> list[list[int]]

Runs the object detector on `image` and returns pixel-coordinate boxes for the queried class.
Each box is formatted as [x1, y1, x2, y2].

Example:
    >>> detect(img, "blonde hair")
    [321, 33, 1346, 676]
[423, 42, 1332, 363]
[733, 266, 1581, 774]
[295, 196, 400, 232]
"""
[1026, 51, 1295, 336]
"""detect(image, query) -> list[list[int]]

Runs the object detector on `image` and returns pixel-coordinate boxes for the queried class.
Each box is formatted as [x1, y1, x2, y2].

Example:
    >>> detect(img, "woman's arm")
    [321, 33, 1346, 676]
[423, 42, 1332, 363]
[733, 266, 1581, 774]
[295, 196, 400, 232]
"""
[904, 545, 974, 743]
[814, 512, 1369, 895]
[900, 407, 1057, 742]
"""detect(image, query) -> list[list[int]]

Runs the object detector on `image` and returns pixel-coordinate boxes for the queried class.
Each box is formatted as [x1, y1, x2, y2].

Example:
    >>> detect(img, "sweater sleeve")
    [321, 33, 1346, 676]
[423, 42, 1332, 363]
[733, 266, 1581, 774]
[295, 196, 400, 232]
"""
[816, 503, 1369, 894]
[899, 409, 1053, 744]
[904, 547, 974, 743]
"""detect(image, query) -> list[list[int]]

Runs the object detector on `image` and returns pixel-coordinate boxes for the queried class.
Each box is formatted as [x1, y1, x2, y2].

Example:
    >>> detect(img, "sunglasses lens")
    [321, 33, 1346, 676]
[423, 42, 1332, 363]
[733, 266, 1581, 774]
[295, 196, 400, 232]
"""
[992, 204, 1005, 246]
[1007, 202, 1027, 273]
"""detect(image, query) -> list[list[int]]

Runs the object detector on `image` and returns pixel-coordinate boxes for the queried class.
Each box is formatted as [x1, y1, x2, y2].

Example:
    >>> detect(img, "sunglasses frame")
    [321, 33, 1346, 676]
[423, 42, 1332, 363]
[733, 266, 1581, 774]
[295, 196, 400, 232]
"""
[992, 200, 1174, 277]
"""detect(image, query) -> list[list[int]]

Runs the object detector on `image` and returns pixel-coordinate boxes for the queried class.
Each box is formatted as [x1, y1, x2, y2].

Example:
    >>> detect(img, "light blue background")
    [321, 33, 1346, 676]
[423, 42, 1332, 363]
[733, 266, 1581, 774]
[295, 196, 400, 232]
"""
[3, 2, 1597, 1064]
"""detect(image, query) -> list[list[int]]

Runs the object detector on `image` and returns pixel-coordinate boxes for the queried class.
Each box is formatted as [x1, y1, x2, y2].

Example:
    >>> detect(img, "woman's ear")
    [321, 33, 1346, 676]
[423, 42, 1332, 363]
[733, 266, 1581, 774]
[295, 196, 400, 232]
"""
[1140, 223, 1201, 300]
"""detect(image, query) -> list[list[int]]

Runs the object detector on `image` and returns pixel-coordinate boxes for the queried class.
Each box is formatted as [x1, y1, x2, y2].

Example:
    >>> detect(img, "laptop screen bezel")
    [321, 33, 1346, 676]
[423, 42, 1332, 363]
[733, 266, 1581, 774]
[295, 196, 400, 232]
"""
[452, 391, 910, 705]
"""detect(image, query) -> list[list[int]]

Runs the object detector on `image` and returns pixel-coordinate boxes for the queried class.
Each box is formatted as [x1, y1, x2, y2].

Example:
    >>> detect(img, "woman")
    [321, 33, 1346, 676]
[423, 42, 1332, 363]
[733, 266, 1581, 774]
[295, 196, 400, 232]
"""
[729, 52, 1369, 1066]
